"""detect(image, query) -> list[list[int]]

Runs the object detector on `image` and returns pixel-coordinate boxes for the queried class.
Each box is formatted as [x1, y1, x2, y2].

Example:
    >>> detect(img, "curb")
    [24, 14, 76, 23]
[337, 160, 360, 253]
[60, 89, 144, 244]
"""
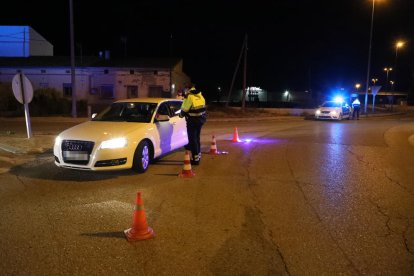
[0, 143, 26, 154]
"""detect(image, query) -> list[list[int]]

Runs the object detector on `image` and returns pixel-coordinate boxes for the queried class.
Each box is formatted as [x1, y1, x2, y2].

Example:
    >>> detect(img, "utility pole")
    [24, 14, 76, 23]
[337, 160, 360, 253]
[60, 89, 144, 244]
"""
[226, 35, 248, 108]
[364, 0, 375, 114]
[241, 34, 248, 110]
[69, 0, 77, 118]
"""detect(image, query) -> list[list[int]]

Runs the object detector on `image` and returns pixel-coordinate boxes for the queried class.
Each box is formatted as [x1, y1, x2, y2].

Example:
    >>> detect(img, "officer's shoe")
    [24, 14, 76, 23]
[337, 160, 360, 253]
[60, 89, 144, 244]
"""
[191, 155, 200, 165]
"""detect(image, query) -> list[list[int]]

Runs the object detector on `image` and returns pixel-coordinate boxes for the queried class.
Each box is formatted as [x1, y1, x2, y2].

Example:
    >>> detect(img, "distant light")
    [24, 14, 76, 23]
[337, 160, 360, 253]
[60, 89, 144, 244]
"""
[172, 84, 175, 89]
[284, 90, 289, 96]
[244, 138, 253, 143]
[396, 41, 405, 48]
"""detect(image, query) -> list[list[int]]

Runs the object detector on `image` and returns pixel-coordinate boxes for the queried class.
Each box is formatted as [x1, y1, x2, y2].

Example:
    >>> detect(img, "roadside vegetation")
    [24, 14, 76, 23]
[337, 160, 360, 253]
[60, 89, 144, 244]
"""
[0, 83, 86, 117]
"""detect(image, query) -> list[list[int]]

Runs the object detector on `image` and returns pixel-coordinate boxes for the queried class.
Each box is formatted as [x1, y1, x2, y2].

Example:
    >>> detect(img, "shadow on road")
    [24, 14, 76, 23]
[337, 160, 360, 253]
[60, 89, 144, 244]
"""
[8, 155, 134, 182]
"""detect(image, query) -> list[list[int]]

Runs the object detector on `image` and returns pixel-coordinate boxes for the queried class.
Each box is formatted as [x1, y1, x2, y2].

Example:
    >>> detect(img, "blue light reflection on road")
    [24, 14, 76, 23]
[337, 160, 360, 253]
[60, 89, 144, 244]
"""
[236, 137, 286, 145]
[320, 123, 351, 205]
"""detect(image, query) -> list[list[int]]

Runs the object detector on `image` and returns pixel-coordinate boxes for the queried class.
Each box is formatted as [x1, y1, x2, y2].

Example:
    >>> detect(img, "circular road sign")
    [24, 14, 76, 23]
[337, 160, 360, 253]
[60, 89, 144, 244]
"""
[12, 73, 34, 104]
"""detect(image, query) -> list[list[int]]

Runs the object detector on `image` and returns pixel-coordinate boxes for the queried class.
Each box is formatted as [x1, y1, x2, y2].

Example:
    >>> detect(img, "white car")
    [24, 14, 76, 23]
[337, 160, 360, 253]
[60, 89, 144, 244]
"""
[53, 98, 188, 173]
[314, 101, 351, 120]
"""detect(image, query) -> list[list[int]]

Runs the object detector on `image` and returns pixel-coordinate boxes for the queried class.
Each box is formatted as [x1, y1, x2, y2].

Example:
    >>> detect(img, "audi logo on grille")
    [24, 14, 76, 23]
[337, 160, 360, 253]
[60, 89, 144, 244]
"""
[66, 143, 82, 151]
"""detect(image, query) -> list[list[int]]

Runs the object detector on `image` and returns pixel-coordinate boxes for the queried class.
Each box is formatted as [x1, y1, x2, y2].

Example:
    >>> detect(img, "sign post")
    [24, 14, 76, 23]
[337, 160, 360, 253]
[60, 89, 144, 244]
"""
[12, 73, 34, 138]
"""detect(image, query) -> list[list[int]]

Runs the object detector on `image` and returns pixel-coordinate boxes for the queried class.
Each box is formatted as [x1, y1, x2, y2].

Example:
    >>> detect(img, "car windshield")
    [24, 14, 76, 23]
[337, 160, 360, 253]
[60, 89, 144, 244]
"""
[92, 102, 158, 123]
[321, 101, 341, 108]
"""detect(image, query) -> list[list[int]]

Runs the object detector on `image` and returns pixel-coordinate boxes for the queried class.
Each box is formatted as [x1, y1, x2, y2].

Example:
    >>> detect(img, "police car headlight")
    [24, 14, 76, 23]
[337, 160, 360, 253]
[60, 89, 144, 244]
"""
[100, 138, 128, 149]
[315, 110, 321, 115]
[331, 110, 337, 115]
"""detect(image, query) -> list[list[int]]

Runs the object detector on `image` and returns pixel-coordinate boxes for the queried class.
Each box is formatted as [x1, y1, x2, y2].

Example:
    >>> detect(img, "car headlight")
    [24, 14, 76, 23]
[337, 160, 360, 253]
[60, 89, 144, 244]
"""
[315, 110, 321, 115]
[100, 138, 128, 149]
[55, 136, 61, 146]
[331, 110, 337, 115]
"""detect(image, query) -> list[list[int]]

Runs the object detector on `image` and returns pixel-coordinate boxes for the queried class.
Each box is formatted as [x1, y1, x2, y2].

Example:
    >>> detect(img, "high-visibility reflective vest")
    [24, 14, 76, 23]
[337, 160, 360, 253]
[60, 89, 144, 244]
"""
[352, 99, 361, 108]
[181, 92, 206, 117]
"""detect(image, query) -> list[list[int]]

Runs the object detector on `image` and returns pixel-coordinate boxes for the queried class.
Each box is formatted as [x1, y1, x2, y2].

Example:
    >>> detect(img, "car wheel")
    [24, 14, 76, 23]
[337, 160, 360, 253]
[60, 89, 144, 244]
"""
[132, 140, 150, 173]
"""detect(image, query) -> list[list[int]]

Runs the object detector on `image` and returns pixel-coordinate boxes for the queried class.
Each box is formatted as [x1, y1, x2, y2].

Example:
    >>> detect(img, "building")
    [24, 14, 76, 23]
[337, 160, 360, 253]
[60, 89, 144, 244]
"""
[0, 26, 53, 57]
[0, 26, 191, 109]
[0, 56, 190, 104]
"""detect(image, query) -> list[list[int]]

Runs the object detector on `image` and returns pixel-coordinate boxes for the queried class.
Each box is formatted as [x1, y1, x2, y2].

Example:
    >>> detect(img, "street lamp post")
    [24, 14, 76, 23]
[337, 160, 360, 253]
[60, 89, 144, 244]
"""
[383, 67, 392, 90]
[392, 41, 404, 111]
[393, 41, 404, 91]
[69, 0, 77, 118]
[364, 0, 376, 114]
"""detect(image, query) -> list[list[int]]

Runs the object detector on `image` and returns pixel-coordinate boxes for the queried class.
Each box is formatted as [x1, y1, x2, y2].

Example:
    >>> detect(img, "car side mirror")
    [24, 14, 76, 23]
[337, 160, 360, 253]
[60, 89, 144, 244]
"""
[155, 114, 170, 122]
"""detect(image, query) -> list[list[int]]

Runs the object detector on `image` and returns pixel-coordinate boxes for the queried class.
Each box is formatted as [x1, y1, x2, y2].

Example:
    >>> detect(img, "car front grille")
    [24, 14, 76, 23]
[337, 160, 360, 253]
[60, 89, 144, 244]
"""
[61, 140, 95, 165]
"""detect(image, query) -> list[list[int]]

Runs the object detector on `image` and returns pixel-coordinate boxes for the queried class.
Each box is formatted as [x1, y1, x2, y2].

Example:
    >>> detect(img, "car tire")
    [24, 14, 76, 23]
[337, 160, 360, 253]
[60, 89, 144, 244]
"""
[132, 140, 150, 173]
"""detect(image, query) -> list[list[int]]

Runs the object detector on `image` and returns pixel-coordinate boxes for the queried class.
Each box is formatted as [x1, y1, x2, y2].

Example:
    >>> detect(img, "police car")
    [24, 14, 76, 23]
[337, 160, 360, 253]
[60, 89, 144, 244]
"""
[314, 100, 351, 120]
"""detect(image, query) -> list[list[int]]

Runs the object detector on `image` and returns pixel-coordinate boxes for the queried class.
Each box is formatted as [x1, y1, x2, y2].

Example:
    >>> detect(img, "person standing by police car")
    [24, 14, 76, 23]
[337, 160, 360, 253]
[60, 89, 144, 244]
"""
[352, 97, 361, 120]
[180, 86, 206, 165]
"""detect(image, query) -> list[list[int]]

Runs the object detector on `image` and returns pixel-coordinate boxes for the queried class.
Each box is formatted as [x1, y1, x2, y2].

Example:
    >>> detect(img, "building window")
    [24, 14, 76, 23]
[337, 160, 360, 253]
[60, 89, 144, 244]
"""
[17, 70, 21, 73]
[41, 69, 46, 73]
[90, 88, 99, 95]
[104, 69, 109, 74]
[130, 70, 134, 75]
[101, 85, 114, 99]
[63, 83, 72, 97]
[39, 83, 49, 88]
[148, 85, 163, 98]
[127, 86, 138, 98]
[65, 70, 70, 74]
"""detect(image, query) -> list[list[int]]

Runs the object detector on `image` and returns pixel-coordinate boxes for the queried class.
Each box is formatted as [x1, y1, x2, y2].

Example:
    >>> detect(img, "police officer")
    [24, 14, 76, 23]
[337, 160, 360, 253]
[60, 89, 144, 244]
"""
[352, 97, 361, 120]
[180, 86, 206, 165]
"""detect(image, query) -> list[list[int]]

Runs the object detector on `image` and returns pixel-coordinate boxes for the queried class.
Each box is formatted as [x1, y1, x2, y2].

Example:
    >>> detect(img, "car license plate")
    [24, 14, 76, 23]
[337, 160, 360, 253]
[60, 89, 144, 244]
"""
[63, 151, 89, 160]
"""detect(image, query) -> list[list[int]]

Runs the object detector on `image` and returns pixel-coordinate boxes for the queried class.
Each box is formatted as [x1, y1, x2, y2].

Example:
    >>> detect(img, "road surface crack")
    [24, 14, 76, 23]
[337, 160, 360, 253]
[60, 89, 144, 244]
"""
[285, 145, 361, 275]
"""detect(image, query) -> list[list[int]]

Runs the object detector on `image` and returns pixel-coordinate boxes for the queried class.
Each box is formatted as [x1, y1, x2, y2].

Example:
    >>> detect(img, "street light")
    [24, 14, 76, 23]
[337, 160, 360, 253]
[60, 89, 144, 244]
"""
[393, 40, 405, 91]
[355, 83, 361, 91]
[371, 78, 378, 85]
[383, 67, 392, 90]
[284, 90, 290, 102]
[364, 0, 377, 114]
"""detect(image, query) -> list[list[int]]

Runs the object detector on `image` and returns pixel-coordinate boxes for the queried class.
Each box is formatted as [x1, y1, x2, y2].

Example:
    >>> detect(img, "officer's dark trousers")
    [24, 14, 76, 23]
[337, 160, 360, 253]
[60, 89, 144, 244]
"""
[352, 107, 360, 119]
[184, 119, 203, 161]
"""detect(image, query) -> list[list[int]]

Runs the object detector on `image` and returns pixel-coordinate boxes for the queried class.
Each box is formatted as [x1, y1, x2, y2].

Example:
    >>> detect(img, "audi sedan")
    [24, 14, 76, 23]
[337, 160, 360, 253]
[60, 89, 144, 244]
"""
[314, 101, 351, 120]
[53, 98, 188, 173]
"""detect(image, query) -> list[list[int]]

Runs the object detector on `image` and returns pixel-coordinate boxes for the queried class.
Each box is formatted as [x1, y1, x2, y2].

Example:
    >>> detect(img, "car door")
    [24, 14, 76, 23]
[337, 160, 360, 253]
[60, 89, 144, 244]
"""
[342, 103, 350, 116]
[166, 100, 188, 149]
[154, 103, 174, 154]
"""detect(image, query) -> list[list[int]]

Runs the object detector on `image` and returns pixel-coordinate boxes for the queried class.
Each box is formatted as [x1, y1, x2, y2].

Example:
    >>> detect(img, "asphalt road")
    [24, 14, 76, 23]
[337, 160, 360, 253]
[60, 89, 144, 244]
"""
[1, 115, 414, 275]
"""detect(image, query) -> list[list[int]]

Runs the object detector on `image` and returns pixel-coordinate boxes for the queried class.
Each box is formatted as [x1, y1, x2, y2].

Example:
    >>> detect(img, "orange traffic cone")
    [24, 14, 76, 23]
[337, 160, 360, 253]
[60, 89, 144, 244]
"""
[209, 135, 219, 155]
[124, 192, 154, 242]
[232, 127, 241, 142]
[178, 150, 195, 178]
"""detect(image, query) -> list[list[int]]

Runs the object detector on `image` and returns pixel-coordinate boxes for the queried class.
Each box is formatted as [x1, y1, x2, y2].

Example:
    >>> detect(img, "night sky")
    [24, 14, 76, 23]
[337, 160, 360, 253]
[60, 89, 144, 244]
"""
[3, 0, 414, 99]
